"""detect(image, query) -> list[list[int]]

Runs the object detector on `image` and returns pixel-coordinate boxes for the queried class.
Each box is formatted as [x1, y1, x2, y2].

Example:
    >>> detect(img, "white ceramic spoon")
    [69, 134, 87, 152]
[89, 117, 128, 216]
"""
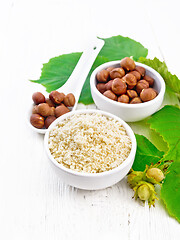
[28, 38, 105, 134]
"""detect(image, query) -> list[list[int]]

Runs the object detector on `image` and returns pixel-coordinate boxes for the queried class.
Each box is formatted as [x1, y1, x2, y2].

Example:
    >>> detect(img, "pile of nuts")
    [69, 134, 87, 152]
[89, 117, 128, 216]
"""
[30, 91, 75, 129]
[96, 57, 158, 104]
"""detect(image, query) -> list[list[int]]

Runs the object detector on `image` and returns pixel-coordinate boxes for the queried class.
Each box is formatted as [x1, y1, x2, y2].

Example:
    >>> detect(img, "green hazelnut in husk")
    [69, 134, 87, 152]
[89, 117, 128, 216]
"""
[146, 168, 164, 183]
[137, 184, 151, 201]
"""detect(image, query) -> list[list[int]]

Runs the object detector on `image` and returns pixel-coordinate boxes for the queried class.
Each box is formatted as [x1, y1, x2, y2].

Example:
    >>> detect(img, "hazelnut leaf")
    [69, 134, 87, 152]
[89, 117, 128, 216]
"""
[148, 105, 180, 222]
[98, 35, 148, 61]
[133, 134, 164, 171]
[161, 141, 180, 223]
[30, 52, 82, 93]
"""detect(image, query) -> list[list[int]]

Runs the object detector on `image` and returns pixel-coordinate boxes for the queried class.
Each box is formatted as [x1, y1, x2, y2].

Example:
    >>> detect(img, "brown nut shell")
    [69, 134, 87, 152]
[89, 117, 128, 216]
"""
[49, 91, 65, 105]
[37, 103, 52, 117]
[30, 114, 44, 129]
[118, 94, 129, 103]
[136, 80, 149, 94]
[63, 93, 75, 107]
[112, 78, 127, 95]
[55, 104, 70, 118]
[49, 107, 55, 116]
[96, 83, 106, 94]
[106, 67, 114, 73]
[130, 71, 141, 81]
[130, 97, 142, 104]
[140, 88, 157, 102]
[45, 98, 55, 107]
[32, 105, 38, 114]
[127, 90, 138, 99]
[96, 70, 109, 83]
[105, 80, 113, 91]
[120, 57, 136, 71]
[109, 68, 125, 79]
[123, 73, 137, 89]
[103, 90, 117, 101]
[45, 116, 56, 129]
[143, 75, 154, 87]
[135, 66, 146, 77]
[32, 92, 45, 105]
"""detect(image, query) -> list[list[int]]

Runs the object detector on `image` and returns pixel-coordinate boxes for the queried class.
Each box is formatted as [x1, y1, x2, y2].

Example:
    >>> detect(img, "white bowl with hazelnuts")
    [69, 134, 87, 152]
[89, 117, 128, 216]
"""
[90, 57, 165, 122]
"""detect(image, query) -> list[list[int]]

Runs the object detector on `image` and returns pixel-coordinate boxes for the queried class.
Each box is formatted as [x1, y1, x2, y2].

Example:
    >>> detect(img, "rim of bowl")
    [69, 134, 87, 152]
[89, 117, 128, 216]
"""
[44, 109, 137, 177]
[90, 61, 166, 108]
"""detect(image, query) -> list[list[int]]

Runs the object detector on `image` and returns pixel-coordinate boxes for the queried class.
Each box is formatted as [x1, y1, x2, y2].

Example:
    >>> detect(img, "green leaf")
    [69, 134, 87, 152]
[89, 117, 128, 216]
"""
[148, 105, 180, 149]
[161, 140, 180, 223]
[31, 35, 148, 104]
[138, 57, 180, 95]
[133, 135, 164, 171]
[99, 36, 148, 61]
[30, 52, 82, 93]
[148, 105, 180, 222]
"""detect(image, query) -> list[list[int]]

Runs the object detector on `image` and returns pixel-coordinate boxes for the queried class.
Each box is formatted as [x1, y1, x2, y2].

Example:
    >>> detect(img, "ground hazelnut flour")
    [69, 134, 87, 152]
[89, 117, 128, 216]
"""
[48, 113, 132, 173]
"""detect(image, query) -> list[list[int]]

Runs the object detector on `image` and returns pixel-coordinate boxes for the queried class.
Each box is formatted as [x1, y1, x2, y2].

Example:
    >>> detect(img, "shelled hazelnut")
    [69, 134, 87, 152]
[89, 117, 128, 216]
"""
[109, 68, 125, 79]
[118, 94, 129, 103]
[105, 80, 113, 91]
[112, 78, 127, 95]
[143, 75, 154, 87]
[49, 91, 65, 105]
[30, 114, 45, 129]
[96, 83, 106, 94]
[55, 104, 70, 117]
[96, 69, 109, 83]
[32, 92, 45, 105]
[136, 80, 149, 94]
[63, 93, 76, 107]
[96, 57, 158, 104]
[30, 90, 75, 129]
[103, 90, 117, 101]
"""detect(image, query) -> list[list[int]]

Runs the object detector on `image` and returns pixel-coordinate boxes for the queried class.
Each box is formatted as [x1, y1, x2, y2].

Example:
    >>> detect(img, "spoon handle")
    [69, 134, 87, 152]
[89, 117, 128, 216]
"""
[58, 38, 104, 110]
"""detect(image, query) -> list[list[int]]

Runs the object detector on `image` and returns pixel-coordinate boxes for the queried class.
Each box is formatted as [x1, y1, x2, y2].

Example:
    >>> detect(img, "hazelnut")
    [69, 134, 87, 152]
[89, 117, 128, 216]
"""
[112, 78, 127, 95]
[140, 88, 157, 102]
[143, 75, 154, 87]
[96, 83, 106, 94]
[109, 68, 125, 79]
[30, 114, 44, 129]
[49, 91, 65, 105]
[118, 94, 129, 103]
[135, 66, 146, 77]
[45, 116, 56, 129]
[37, 103, 51, 117]
[105, 80, 113, 91]
[45, 98, 55, 107]
[63, 93, 75, 107]
[130, 97, 142, 104]
[32, 105, 38, 114]
[127, 90, 138, 99]
[106, 67, 114, 73]
[32, 92, 45, 105]
[96, 69, 109, 83]
[55, 104, 70, 118]
[123, 73, 137, 89]
[49, 107, 55, 116]
[130, 71, 141, 81]
[136, 80, 149, 94]
[103, 90, 117, 101]
[120, 57, 135, 71]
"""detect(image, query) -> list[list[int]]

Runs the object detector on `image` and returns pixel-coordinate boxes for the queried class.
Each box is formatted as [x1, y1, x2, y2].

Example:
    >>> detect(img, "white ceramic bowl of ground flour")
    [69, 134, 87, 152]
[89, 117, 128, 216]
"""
[44, 109, 136, 190]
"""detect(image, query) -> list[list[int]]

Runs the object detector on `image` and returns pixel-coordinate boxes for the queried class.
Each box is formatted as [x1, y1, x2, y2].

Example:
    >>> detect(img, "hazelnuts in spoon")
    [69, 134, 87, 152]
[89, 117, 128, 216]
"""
[30, 91, 75, 129]
[96, 57, 158, 104]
